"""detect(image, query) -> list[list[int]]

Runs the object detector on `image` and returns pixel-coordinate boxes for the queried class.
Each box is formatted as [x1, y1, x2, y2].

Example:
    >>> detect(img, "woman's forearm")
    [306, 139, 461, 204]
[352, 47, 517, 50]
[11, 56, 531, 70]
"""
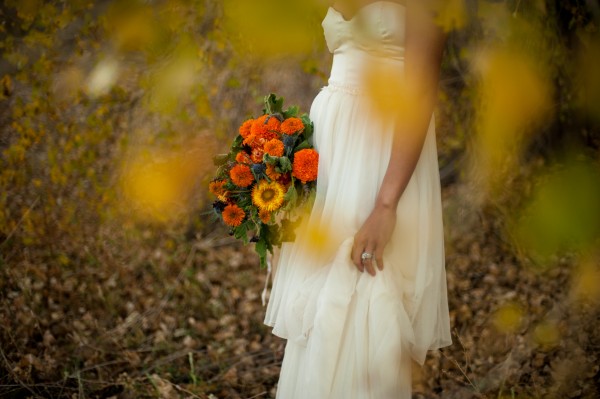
[375, 0, 446, 210]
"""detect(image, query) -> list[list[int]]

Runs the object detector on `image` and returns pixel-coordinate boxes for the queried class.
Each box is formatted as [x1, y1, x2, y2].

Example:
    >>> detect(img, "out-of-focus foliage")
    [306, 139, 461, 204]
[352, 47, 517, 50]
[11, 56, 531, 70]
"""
[1, 0, 599, 398]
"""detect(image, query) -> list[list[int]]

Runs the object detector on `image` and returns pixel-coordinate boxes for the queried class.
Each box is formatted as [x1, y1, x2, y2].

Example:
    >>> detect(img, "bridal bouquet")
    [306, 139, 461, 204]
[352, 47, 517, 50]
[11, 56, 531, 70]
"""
[210, 94, 318, 268]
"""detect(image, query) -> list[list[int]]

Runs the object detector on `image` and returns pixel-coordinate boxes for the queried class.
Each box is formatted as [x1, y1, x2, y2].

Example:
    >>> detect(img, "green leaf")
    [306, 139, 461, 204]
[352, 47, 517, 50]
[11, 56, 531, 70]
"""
[295, 140, 310, 151]
[255, 237, 267, 269]
[263, 153, 279, 165]
[263, 93, 284, 115]
[301, 113, 314, 143]
[278, 156, 292, 173]
[283, 105, 299, 118]
[233, 223, 249, 242]
[283, 183, 298, 211]
[213, 153, 229, 166]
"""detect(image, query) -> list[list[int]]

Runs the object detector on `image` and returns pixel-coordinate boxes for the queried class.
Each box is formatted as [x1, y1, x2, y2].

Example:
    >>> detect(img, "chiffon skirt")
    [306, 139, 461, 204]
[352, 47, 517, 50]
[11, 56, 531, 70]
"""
[264, 82, 452, 399]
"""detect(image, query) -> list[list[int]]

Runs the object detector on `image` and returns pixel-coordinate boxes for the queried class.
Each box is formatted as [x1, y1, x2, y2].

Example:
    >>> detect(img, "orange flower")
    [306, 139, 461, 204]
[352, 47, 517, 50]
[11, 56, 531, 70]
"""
[243, 135, 266, 149]
[251, 147, 265, 164]
[235, 151, 252, 165]
[259, 209, 271, 224]
[239, 119, 254, 138]
[229, 164, 254, 187]
[251, 114, 280, 140]
[209, 179, 227, 197]
[266, 164, 281, 180]
[264, 138, 284, 157]
[292, 149, 319, 183]
[281, 117, 304, 135]
[222, 204, 245, 227]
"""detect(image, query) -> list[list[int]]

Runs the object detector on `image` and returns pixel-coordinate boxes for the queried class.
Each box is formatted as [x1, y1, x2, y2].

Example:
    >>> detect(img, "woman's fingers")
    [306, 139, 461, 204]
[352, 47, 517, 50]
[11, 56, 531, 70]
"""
[352, 239, 378, 276]
[352, 235, 386, 275]
[363, 253, 376, 276]
[375, 247, 384, 271]
[351, 241, 365, 272]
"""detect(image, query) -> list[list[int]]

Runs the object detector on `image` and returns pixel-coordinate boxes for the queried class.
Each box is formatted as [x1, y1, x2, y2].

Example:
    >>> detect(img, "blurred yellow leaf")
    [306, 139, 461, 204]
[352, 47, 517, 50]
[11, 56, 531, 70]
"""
[470, 48, 552, 194]
[53, 66, 85, 101]
[493, 302, 524, 333]
[571, 256, 600, 304]
[532, 320, 560, 349]
[222, 0, 321, 59]
[145, 37, 200, 114]
[120, 137, 216, 223]
[512, 158, 600, 262]
[578, 39, 600, 123]
[104, 1, 157, 52]
[434, 0, 468, 32]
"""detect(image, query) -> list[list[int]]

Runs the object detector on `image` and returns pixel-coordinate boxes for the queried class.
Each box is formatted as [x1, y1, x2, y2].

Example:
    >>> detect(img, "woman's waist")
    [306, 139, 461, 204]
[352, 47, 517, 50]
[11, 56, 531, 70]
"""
[328, 51, 403, 91]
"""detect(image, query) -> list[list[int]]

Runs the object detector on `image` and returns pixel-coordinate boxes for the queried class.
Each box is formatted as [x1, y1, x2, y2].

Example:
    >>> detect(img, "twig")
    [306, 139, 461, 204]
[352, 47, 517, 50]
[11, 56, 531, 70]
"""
[0, 328, 39, 398]
[245, 392, 268, 399]
[440, 331, 480, 393]
[0, 196, 39, 247]
[172, 382, 204, 399]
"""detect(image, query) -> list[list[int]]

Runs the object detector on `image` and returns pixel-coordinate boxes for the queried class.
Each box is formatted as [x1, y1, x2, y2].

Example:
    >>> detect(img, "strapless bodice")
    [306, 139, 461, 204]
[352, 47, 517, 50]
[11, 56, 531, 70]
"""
[322, 1, 406, 87]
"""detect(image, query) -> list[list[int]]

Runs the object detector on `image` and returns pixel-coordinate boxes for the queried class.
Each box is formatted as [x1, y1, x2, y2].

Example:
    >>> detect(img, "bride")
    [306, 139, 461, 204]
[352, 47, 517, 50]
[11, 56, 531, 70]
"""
[264, 0, 452, 397]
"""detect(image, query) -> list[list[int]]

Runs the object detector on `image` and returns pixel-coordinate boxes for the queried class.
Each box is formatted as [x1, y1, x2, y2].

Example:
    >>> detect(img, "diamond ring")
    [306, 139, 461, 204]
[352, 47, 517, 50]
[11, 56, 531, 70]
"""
[361, 252, 373, 261]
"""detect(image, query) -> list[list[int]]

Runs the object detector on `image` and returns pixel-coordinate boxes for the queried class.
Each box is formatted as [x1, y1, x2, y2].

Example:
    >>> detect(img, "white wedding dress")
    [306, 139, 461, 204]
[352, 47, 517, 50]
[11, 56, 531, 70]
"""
[265, 2, 452, 398]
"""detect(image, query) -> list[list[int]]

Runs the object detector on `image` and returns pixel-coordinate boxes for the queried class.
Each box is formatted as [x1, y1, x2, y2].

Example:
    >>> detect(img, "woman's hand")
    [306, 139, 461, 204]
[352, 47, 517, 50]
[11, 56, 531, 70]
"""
[351, 205, 397, 276]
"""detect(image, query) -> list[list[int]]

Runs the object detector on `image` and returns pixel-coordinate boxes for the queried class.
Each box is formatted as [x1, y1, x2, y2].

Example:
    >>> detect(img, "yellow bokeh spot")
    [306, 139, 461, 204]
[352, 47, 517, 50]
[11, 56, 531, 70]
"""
[86, 58, 120, 98]
[493, 302, 524, 333]
[363, 62, 425, 133]
[120, 138, 215, 223]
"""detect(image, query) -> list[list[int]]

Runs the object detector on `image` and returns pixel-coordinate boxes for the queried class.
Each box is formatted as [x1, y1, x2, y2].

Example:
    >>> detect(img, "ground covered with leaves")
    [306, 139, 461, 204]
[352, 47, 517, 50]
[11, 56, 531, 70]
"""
[1, 181, 599, 399]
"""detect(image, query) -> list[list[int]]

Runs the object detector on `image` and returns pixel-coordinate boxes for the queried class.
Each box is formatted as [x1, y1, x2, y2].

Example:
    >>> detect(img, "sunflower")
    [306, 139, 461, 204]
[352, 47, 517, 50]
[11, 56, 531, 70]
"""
[222, 204, 245, 227]
[263, 138, 284, 157]
[229, 164, 254, 187]
[259, 209, 271, 224]
[281, 117, 304, 135]
[252, 180, 285, 212]
[292, 149, 319, 183]
[239, 119, 254, 138]
[251, 114, 280, 141]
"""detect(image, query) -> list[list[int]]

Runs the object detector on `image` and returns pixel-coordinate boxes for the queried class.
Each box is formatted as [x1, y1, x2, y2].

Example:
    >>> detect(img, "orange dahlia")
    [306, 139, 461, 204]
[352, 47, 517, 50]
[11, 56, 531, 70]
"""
[259, 209, 271, 224]
[243, 135, 267, 149]
[222, 204, 245, 227]
[263, 138, 284, 157]
[266, 164, 281, 180]
[251, 147, 265, 163]
[292, 149, 319, 183]
[281, 117, 304, 135]
[251, 114, 280, 141]
[235, 151, 252, 165]
[209, 179, 227, 197]
[229, 164, 254, 187]
[239, 119, 254, 138]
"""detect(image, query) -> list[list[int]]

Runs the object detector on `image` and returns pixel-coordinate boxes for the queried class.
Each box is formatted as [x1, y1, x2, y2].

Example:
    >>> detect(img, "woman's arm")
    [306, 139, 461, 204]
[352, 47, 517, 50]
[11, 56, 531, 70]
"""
[350, 0, 446, 275]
